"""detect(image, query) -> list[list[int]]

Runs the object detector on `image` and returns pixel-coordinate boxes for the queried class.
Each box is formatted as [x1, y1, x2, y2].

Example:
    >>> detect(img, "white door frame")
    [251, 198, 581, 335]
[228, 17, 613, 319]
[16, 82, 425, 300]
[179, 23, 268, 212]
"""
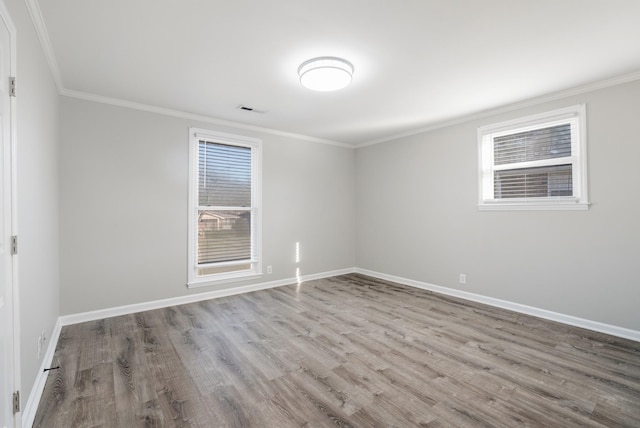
[0, 0, 19, 426]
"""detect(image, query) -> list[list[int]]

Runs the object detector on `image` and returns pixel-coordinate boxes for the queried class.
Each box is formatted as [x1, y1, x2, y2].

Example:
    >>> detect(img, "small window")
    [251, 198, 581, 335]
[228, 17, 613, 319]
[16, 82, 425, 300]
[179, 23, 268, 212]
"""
[478, 105, 589, 210]
[188, 128, 262, 287]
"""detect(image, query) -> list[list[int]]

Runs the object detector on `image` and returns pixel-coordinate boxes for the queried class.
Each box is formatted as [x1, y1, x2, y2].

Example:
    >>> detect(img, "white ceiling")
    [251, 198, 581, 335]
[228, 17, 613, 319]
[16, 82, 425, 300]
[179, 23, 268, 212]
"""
[34, 0, 640, 146]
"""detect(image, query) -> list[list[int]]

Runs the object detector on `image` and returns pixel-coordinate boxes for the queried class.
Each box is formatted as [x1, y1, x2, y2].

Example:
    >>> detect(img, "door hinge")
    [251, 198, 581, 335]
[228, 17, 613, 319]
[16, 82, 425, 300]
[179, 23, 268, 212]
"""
[12, 391, 20, 414]
[11, 235, 17, 255]
[9, 77, 15, 97]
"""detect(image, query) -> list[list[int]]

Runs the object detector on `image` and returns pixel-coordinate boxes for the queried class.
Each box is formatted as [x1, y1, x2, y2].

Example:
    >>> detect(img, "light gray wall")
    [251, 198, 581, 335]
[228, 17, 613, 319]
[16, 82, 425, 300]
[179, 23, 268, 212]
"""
[6, 0, 60, 405]
[59, 98, 356, 314]
[356, 79, 640, 331]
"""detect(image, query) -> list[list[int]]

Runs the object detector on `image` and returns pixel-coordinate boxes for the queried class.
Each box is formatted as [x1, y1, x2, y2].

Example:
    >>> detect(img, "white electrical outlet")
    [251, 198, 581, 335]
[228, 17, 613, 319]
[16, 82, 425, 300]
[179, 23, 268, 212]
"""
[37, 337, 42, 359]
[459, 273, 467, 285]
[267, 265, 273, 274]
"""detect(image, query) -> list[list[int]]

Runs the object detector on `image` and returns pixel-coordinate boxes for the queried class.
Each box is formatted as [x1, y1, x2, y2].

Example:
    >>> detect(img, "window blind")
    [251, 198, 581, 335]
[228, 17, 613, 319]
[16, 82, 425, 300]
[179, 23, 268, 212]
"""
[492, 123, 573, 199]
[197, 141, 252, 265]
[494, 165, 573, 199]
[494, 123, 572, 166]
[478, 105, 587, 210]
[199, 142, 251, 207]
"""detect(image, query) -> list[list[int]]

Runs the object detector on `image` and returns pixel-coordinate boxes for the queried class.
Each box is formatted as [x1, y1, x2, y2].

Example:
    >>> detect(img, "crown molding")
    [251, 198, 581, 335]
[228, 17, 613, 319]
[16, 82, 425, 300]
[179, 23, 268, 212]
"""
[61, 88, 353, 148]
[24, 0, 64, 93]
[356, 70, 640, 148]
[23, 0, 640, 149]
[24, 1, 352, 148]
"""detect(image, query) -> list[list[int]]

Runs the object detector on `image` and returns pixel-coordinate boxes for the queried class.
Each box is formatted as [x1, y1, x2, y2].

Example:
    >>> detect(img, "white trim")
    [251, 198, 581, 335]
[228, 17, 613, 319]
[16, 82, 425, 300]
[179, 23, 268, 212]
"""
[188, 272, 263, 289]
[20, 0, 640, 151]
[23, 268, 352, 424]
[357, 70, 640, 148]
[25, 0, 640, 149]
[21, 318, 62, 428]
[25, 266, 639, 421]
[60, 268, 356, 326]
[54, 267, 640, 341]
[478, 201, 590, 211]
[18, 0, 640, 150]
[188, 128, 263, 286]
[477, 104, 583, 136]
[63, 71, 640, 150]
[192, 128, 262, 145]
[355, 268, 640, 343]
[24, 0, 64, 93]
[62, 89, 352, 148]
[0, 2, 19, 426]
[477, 104, 588, 210]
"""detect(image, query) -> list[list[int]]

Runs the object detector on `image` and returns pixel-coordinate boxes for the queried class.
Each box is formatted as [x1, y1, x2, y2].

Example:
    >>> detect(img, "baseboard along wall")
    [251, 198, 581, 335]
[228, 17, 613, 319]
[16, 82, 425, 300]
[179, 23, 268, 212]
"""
[23, 267, 640, 427]
[354, 268, 640, 342]
[21, 267, 354, 427]
[22, 317, 63, 428]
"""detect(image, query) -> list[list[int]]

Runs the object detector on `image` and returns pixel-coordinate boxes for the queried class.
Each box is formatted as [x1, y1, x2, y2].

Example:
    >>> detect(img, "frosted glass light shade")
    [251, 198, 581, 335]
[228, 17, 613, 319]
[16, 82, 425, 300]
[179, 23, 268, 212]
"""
[298, 57, 353, 92]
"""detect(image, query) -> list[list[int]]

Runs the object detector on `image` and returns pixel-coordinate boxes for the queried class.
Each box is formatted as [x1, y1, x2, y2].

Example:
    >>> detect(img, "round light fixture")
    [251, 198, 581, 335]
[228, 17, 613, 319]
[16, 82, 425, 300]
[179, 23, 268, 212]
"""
[298, 57, 354, 92]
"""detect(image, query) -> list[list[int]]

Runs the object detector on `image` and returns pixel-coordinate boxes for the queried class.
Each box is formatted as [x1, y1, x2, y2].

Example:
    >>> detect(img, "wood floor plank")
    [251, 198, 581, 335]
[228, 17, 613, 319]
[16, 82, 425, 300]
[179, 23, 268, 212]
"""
[34, 273, 640, 427]
[70, 363, 117, 427]
[111, 317, 163, 427]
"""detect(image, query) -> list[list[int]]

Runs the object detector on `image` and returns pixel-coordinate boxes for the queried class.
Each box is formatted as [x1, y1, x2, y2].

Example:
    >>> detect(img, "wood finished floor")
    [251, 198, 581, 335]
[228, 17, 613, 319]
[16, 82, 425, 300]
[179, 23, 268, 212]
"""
[34, 274, 640, 427]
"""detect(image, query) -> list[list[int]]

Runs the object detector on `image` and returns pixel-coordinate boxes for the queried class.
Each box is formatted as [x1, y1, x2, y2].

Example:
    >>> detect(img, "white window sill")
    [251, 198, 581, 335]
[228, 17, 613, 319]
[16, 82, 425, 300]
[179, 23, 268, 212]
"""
[478, 200, 590, 211]
[187, 272, 263, 289]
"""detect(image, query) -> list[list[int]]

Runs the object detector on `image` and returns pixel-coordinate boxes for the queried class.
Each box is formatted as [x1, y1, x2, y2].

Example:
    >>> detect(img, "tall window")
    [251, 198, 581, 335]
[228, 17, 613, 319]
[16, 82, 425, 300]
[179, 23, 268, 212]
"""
[188, 128, 261, 287]
[478, 105, 589, 210]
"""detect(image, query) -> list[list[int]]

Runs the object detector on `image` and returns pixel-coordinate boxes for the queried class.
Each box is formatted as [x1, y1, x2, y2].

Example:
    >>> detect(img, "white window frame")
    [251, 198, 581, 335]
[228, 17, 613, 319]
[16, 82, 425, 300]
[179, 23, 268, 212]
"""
[188, 128, 262, 288]
[478, 104, 589, 211]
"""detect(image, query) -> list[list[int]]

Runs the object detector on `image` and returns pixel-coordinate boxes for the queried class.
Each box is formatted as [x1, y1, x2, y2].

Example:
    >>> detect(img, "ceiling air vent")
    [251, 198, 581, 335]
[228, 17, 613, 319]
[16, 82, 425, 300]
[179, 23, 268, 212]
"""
[237, 105, 266, 113]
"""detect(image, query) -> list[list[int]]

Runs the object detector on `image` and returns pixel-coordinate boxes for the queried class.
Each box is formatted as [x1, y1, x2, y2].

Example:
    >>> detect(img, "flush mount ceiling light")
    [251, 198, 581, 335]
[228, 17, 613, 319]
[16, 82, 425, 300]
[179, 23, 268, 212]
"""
[298, 57, 354, 92]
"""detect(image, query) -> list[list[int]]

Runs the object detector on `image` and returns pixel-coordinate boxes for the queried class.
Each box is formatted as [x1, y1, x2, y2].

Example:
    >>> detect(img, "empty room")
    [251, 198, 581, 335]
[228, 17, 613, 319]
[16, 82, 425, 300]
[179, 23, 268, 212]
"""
[1, 0, 639, 427]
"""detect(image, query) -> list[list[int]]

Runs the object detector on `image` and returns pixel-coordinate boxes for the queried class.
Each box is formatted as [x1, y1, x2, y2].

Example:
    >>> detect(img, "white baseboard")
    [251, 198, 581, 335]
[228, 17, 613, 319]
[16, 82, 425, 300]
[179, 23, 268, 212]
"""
[59, 266, 640, 341]
[59, 267, 356, 327]
[24, 265, 639, 426]
[355, 268, 640, 342]
[22, 317, 63, 428]
[22, 267, 354, 426]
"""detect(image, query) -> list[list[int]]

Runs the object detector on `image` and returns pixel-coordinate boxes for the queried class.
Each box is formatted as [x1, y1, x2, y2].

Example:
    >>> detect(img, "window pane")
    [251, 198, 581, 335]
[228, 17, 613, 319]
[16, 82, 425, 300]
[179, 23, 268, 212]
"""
[197, 210, 251, 264]
[494, 124, 572, 165]
[199, 142, 251, 206]
[494, 164, 573, 199]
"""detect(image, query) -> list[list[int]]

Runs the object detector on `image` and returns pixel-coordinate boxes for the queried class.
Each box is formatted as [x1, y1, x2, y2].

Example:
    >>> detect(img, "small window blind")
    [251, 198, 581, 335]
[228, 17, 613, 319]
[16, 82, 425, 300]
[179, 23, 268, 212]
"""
[478, 104, 588, 210]
[494, 164, 573, 199]
[493, 124, 572, 166]
[493, 123, 573, 199]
